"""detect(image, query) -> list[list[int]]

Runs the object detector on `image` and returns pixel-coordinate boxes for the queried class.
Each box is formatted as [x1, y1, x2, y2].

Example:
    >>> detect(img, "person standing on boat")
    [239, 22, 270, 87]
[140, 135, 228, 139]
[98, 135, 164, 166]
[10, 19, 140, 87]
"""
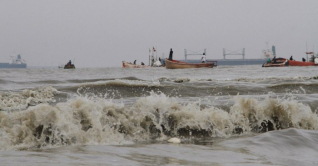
[168, 48, 173, 60]
[134, 60, 136, 65]
[302, 57, 306, 62]
[290, 56, 293, 60]
[272, 56, 276, 63]
[67, 60, 71, 65]
[201, 53, 206, 63]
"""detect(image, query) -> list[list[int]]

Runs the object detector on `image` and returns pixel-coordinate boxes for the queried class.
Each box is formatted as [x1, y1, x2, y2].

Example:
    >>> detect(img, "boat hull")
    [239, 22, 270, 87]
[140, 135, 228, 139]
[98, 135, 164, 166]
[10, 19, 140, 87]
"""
[122, 61, 150, 68]
[288, 60, 317, 66]
[64, 64, 75, 69]
[165, 59, 214, 69]
[262, 58, 287, 67]
[262, 58, 318, 67]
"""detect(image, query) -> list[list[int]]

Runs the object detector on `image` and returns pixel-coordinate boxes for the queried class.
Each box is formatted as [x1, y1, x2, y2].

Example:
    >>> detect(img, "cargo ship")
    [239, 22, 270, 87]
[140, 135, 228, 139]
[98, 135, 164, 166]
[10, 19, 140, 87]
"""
[180, 45, 274, 65]
[0, 54, 27, 68]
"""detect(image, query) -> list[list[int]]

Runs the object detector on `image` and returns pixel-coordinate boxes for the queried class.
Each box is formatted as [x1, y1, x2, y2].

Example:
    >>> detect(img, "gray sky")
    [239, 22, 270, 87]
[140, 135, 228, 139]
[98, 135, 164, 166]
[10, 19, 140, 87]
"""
[1, 0, 318, 67]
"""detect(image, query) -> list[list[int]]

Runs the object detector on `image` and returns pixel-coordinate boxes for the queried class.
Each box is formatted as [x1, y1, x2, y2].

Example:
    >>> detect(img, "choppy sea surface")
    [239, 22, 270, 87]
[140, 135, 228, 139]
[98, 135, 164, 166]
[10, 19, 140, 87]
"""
[1, 65, 318, 166]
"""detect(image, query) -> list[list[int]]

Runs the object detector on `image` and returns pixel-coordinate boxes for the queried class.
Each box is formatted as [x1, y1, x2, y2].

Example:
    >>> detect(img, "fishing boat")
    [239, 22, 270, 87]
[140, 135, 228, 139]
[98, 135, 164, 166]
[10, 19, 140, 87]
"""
[262, 58, 287, 67]
[64, 64, 75, 69]
[62, 60, 75, 69]
[165, 59, 216, 69]
[262, 57, 318, 67]
[122, 61, 150, 68]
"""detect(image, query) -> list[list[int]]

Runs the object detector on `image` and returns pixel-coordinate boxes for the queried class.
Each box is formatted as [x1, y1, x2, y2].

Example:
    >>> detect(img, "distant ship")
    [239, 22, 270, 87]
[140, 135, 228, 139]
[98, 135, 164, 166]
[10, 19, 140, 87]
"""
[180, 45, 275, 65]
[0, 54, 27, 68]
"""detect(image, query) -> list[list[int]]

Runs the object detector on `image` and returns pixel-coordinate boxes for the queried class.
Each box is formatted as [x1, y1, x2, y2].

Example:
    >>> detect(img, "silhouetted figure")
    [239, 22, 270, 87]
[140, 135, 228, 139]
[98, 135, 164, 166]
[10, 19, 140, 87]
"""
[168, 48, 173, 60]
[272, 56, 276, 63]
[141, 62, 145, 65]
[201, 53, 206, 63]
[290, 56, 293, 60]
[67, 60, 72, 65]
[159, 57, 161, 61]
[302, 57, 306, 62]
[134, 60, 136, 65]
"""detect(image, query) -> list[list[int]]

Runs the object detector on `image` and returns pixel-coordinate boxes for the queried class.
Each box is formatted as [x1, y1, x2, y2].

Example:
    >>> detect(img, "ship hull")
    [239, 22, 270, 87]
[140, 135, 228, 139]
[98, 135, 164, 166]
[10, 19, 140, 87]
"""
[0, 63, 27, 68]
[182, 59, 267, 65]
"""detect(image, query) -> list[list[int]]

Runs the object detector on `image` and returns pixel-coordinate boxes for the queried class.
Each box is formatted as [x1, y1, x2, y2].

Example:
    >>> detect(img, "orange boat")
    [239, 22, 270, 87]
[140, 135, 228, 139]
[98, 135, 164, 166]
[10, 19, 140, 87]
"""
[165, 59, 216, 69]
[288, 60, 317, 66]
[262, 57, 318, 67]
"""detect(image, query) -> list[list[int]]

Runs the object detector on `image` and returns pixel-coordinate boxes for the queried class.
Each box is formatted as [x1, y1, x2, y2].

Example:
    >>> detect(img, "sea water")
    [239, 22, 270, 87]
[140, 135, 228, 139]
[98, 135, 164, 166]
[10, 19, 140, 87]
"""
[0, 65, 318, 166]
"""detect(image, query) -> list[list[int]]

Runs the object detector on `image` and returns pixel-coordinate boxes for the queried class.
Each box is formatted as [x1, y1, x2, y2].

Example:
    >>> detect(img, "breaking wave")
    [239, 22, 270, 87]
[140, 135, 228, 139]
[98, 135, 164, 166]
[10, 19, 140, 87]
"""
[0, 86, 57, 111]
[0, 91, 317, 150]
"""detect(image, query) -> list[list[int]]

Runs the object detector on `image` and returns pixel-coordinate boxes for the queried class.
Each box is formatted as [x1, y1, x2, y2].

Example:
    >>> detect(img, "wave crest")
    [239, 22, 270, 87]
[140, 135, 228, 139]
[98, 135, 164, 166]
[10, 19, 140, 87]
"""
[0, 91, 317, 150]
[0, 86, 57, 111]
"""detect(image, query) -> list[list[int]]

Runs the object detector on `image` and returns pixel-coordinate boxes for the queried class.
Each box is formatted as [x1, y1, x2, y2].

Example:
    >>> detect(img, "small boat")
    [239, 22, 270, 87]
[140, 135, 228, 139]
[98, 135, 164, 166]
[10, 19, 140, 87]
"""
[122, 61, 150, 68]
[263, 57, 318, 67]
[64, 64, 75, 69]
[262, 58, 287, 67]
[165, 59, 216, 69]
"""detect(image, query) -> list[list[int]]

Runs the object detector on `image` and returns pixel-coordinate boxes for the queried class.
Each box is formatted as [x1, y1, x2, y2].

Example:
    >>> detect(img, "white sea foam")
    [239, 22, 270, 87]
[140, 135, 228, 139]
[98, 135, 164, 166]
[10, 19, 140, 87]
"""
[167, 137, 181, 143]
[0, 86, 57, 111]
[0, 91, 317, 150]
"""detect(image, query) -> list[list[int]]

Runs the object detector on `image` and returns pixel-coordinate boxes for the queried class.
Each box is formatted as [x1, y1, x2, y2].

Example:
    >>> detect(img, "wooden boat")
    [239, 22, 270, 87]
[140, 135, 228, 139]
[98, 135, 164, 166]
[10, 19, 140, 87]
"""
[64, 64, 75, 69]
[262, 58, 287, 67]
[165, 59, 216, 69]
[122, 61, 150, 68]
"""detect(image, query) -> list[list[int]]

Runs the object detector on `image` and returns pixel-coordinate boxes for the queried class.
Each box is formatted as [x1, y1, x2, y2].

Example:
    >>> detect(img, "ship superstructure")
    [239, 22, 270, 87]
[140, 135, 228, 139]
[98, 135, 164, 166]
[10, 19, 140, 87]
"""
[0, 54, 27, 68]
[180, 44, 275, 65]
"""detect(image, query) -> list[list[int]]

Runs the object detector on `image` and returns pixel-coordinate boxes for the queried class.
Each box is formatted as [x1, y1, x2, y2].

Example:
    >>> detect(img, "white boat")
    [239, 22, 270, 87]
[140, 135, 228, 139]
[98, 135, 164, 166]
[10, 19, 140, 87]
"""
[122, 61, 150, 68]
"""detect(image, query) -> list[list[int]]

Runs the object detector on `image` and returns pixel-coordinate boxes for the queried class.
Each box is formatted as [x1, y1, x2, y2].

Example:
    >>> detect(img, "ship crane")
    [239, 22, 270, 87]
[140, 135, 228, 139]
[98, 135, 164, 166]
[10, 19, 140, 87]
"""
[184, 49, 206, 60]
[223, 48, 245, 59]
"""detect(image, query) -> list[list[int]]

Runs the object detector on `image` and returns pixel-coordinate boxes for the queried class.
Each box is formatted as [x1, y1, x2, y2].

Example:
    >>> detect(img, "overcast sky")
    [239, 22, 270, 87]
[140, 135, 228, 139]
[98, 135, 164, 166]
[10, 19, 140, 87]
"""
[1, 0, 318, 67]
